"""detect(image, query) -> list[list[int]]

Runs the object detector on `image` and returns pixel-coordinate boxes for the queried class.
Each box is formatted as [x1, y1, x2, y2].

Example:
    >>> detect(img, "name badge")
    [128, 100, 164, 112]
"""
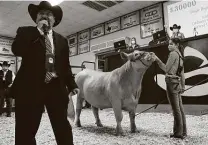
[49, 57, 54, 64]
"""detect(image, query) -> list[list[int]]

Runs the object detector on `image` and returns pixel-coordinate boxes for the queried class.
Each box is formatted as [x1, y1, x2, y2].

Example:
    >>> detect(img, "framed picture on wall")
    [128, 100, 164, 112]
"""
[0, 37, 14, 55]
[140, 18, 164, 38]
[78, 40, 90, 54]
[78, 29, 90, 43]
[69, 44, 78, 57]
[105, 17, 121, 34]
[68, 33, 77, 47]
[140, 3, 163, 23]
[90, 23, 104, 39]
[121, 11, 140, 29]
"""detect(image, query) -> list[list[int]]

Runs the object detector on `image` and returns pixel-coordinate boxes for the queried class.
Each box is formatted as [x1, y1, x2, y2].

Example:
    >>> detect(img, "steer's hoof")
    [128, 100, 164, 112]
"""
[75, 121, 82, 127]
[116, 128, 124, 136]
[131, 129, 140, 133]
[131, 127, 138, 133]
[96, 122, 103, 127]
[116, 131, 124, 136]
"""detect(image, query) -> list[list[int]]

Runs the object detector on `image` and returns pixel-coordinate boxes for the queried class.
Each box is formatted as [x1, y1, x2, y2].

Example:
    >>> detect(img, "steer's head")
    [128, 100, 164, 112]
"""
[120, 50, 155, 68]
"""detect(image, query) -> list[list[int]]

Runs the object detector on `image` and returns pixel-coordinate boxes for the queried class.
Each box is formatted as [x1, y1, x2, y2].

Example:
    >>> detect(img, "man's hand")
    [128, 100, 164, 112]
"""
[72, 88, 79, 95]
[150, 52, 158, 61]
[37, 20, 49, 33]
[180, 88, 185, 94]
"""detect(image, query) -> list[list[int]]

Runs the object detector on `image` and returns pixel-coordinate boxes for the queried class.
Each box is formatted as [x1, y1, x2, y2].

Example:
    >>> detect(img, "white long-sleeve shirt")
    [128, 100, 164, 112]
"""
[3, 70, 15, 81]
[37, 28, 55, 53]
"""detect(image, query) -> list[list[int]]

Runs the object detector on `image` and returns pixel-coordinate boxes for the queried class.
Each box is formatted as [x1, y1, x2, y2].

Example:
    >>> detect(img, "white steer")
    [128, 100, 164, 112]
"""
[74, 50, 155, 135]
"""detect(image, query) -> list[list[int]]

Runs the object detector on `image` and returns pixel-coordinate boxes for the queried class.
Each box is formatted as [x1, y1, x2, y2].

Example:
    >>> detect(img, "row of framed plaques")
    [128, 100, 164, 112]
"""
[68, 11, 140, 46]
[68, 2, 164, 56]
[69, 41, 90, 57]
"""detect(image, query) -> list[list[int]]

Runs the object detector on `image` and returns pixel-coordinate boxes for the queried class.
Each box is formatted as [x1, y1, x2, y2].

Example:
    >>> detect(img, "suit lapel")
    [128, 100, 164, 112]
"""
[53, 31, 58, 55]
[33, 27, 45, 49]
[39, 36, 45, 49]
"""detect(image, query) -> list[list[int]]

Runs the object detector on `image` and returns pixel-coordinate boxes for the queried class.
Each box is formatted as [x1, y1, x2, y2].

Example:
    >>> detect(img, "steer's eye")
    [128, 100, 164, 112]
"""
[135, 53, 139, 57]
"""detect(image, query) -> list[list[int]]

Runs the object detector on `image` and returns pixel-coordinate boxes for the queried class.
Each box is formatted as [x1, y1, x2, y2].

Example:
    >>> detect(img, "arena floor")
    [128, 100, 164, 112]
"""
[0, 109, 208, 145]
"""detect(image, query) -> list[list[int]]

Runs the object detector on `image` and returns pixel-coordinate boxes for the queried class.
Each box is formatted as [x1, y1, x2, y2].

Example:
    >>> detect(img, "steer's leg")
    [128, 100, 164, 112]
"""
[75, 91, 84, 127]
[129, 89, 141, 133]
[112, 99, 123, 136]
[129, 111, 137, 133]
[92, 106, 103, 127]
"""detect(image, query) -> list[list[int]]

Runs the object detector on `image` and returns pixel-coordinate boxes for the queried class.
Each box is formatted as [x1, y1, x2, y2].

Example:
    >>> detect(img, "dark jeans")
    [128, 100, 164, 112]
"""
[15, 78, 74, 145]
[166, 77, 187, 136]
[0, 88, 12, 115]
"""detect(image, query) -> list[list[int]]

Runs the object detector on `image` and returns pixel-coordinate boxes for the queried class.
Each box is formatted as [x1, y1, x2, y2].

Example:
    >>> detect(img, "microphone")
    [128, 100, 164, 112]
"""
[41, 18, 49, 35]
[42, 24, 48, 35]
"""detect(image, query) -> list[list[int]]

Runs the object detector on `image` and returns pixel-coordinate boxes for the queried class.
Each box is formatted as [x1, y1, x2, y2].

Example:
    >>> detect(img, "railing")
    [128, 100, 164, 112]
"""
[71, 61, 96, 76]
[81, 61, 96, 70]
[71, 65, 86, 69]
[71, 61, 95, 71]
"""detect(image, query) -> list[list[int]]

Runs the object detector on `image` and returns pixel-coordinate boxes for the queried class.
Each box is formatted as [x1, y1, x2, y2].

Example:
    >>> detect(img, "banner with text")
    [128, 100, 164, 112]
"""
[140, 3, 163, 23]
[167, 0, 208, 38]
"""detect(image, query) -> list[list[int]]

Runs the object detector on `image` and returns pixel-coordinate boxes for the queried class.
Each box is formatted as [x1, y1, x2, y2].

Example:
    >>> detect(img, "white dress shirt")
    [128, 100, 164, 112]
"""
[37, 27, 54, 53]
[3, 70, 15, 87]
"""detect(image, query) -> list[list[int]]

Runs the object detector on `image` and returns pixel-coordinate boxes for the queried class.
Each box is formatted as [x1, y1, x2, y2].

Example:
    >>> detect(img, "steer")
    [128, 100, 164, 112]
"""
[74, 50, 155, 135]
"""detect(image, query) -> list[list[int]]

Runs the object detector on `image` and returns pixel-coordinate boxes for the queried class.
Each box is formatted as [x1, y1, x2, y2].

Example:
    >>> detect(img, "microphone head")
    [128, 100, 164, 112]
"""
[40, 18, 49, 34]
[42, 24, 48, 35]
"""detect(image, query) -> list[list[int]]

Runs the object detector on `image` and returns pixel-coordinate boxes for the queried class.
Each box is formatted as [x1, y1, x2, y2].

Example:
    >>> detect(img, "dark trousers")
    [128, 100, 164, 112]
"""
[0, 88, 12, 115]
[166, 77, 187, 136]
[15, 78, 73, 145]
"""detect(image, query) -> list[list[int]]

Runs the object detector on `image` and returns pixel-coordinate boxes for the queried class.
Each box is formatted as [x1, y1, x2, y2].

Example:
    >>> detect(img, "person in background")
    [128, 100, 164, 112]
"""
[152, 38, 187, 139]
[11, 1, 78, 145]
[0, 61, 15, 117]
[128, 37, 140, 51]
[170, 24, 185, 39]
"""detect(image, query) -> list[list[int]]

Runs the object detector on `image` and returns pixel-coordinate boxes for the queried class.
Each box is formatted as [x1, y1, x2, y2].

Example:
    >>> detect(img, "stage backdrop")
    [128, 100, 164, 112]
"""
[106, 36, 208, 104]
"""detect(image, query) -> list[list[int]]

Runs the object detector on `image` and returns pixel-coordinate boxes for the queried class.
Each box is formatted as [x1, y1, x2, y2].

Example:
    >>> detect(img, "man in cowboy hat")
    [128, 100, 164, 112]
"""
[170, 24, 185, 39]
[0, 61, 15, 117]
[12, 1, 78, 145]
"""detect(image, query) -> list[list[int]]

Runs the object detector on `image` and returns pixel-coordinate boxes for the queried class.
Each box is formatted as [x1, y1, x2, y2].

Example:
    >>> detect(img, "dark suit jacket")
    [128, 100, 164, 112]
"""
[11, 26, 77, 100]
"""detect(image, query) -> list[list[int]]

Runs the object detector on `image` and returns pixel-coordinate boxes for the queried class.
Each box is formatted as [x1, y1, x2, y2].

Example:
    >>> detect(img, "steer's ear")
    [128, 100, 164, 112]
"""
[120, 52, 129, 60]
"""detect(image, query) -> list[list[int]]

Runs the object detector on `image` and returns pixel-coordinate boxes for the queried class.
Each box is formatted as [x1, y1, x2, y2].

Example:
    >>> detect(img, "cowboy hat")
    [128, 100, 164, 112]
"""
[0, 61, 11, 67]
[170, 24, 181, 31]
[28, 1, 63, 27]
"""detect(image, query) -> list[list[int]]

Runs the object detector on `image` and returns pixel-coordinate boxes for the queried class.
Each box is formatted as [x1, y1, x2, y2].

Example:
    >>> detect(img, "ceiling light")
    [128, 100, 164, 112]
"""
[49, 0, 64, 6]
